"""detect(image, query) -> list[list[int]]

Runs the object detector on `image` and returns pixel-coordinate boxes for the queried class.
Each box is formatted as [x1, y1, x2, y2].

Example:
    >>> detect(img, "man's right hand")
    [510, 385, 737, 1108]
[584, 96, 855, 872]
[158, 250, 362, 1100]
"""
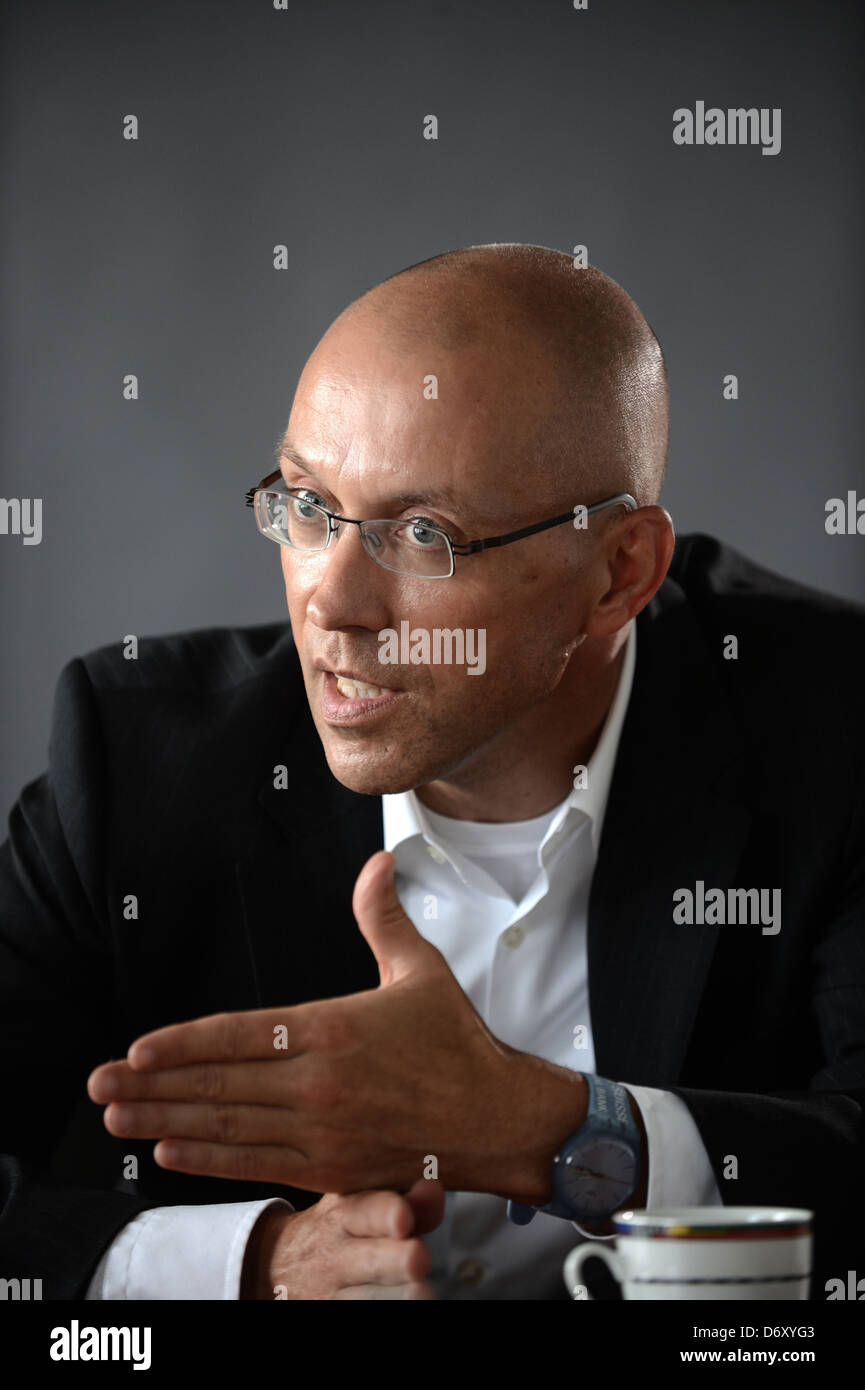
[241, 1178, 446, 1299]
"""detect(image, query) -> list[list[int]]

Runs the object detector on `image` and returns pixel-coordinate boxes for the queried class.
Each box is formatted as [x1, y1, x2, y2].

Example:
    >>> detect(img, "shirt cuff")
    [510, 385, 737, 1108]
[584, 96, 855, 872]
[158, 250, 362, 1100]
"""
[85, 1198, 295, 1300]
[569, 1083, 723, 1242]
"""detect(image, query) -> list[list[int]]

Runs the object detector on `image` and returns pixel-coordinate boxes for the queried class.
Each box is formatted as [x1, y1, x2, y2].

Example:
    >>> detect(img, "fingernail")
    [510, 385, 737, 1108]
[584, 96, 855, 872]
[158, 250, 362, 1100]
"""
[129, 1046, 156, 1068]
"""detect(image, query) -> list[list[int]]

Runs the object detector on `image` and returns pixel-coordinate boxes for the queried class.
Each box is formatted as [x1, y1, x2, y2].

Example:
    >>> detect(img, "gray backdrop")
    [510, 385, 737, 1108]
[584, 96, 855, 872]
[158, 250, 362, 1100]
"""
[2, 0, 863, 825]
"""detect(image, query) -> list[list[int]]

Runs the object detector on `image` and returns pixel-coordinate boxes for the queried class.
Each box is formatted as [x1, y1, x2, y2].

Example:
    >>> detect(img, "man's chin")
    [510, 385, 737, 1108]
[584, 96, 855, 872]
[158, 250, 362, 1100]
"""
[325, 756, 423, 797]
[312, 730, 415, 796]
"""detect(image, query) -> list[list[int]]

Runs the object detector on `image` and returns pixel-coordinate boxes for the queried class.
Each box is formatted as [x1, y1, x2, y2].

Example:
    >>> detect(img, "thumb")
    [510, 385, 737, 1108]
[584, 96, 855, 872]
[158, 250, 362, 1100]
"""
[352, 850, 440, 987]
[402, 1177, 446, 1236]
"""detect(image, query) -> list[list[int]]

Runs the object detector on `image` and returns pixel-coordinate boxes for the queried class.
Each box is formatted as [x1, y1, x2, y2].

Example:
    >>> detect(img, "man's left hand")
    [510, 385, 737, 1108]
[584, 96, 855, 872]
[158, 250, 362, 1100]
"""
[87, 851, 588, 1197]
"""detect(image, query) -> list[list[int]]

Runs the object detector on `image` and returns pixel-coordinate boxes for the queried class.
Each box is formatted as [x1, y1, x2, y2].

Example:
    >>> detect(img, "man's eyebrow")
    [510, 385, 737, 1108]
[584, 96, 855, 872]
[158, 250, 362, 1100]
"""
[274, 438, 468, 515]
[275, 439, 312, 470]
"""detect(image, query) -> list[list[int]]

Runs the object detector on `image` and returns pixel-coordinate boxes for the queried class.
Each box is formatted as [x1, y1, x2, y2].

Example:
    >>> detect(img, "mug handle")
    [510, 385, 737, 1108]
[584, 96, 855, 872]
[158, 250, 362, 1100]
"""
[564, 1241, 625, 1300]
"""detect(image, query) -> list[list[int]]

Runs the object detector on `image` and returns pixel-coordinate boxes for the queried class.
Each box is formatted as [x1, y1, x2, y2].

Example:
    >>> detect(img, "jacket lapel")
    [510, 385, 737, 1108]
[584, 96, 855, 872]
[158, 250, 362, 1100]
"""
[588, 575, 752, 1087]
[234, 700, 383, 1009]
[235, 573, 753, 1085]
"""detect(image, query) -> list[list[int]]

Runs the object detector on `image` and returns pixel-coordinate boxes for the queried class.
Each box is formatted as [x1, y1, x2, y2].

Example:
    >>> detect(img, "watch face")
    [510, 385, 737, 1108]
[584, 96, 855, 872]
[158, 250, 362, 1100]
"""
[558, 1137, 637, 1216]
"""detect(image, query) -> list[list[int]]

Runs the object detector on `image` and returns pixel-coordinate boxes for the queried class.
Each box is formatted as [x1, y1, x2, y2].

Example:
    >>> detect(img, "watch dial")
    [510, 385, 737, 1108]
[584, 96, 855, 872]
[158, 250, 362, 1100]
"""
[560, 1138, 637, 1215]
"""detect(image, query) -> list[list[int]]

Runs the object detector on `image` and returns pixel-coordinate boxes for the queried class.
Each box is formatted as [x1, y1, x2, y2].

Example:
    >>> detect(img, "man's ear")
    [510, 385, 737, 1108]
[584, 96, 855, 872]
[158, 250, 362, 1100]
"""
[583, 506, 674, 636]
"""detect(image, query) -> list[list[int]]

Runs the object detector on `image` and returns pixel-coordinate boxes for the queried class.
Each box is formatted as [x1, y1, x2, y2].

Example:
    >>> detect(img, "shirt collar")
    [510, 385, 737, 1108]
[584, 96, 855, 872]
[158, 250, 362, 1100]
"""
[382, 621, 637, 857]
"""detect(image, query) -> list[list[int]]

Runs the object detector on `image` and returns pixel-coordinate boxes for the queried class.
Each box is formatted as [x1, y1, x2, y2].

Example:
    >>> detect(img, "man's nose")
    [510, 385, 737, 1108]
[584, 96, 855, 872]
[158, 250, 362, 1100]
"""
[303, 520, 392, 631]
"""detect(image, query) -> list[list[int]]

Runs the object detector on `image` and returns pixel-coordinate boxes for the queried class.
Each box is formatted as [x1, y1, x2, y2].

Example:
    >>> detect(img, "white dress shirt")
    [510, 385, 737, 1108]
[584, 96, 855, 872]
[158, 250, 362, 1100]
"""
[87, 621, 721, 1300]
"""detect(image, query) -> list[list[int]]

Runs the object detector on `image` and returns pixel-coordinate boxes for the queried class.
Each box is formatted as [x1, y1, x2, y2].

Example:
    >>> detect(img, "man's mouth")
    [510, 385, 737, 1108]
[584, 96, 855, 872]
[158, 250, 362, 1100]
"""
[313, 657, 401, 698]
[314, 663, 405, 724]
[333, 674, 394, 700]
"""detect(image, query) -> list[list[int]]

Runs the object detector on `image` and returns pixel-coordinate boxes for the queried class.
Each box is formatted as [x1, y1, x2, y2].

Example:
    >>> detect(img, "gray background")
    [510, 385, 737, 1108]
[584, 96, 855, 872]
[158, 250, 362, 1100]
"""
[1, 0, 863, 825]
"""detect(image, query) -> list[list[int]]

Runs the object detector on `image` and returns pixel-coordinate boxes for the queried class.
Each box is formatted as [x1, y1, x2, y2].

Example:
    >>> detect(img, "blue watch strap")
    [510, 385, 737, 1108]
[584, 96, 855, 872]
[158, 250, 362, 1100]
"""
[506, 1074, 641, 1225]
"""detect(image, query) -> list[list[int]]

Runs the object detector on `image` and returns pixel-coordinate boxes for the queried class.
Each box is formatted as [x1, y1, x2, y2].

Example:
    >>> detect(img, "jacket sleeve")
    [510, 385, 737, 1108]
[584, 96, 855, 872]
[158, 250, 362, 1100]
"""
[670, 801, 865, 1300]
[0, 657, 165, 1298]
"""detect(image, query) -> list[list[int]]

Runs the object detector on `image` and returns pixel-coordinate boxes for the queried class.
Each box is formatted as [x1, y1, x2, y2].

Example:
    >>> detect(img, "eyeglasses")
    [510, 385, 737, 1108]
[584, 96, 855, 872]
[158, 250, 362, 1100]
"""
[244, 469, 637, 579]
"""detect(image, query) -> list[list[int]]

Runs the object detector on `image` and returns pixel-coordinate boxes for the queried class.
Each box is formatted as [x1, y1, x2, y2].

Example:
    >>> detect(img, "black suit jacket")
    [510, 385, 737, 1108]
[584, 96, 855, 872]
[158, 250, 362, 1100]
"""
[1, 533, 863, 1300]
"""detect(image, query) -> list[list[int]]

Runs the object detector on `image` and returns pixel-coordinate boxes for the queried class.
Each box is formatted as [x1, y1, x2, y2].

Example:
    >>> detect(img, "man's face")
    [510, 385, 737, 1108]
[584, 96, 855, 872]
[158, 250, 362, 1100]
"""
[278, 313, 597, 795]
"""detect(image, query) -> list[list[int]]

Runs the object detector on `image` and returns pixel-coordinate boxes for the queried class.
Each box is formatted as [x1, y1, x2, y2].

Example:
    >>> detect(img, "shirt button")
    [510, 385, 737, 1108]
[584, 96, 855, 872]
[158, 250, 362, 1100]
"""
[455, 1258, 485, 1286]
[426, 844, 447, 864]
[501, 924, 525, 949]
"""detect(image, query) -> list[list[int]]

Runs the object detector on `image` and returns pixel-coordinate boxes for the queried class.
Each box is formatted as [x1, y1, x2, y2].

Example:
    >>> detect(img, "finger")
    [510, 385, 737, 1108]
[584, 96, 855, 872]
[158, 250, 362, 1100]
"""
[351, 851, 439, 988]
[334, 1281, 436, 1301]
[336, 1190, 416, 1240]
[336, 1235, 431, 1288]
[124, 1005, 320, 1071]
[102, 1100, 303, 1148]
[88, 1058, 302, 1107]
[351, 851, 401, 927]
[150, 1138, 313, 1187]
[402, 1177, 446, 1236]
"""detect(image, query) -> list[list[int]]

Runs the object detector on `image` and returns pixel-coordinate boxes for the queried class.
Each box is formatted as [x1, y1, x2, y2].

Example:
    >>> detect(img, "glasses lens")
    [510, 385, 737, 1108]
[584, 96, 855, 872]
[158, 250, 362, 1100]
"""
[256, 490, 330, 550]
[361, 520, 453, 577]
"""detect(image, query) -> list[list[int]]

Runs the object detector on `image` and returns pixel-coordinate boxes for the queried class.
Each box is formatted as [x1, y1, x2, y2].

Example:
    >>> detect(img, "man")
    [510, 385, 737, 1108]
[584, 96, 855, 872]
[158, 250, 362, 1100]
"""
[1, 244, 863, 1300]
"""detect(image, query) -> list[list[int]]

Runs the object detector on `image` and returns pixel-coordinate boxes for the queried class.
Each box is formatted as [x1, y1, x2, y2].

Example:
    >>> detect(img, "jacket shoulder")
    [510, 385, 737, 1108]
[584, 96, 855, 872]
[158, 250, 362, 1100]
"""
[669, 532, 865, 631]
[662, 534, 865, 718]
[77, 621, 298, 694]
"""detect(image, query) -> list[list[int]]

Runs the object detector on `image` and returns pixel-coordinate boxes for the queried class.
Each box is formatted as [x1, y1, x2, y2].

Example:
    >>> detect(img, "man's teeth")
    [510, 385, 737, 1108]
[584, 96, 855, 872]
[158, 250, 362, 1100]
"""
[335, 675, 390, 700]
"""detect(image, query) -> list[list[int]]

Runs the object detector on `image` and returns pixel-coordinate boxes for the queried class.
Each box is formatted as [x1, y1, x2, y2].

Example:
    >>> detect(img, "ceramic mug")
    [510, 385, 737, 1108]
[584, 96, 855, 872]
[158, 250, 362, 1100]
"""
[564, 1207, 813, 1300]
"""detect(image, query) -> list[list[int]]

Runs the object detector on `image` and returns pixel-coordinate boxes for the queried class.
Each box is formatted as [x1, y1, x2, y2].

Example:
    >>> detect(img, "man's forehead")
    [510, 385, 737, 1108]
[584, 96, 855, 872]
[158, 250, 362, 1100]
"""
[284, 351, 549, 477]
[278, 436, 481, 514]
[274, 434, 560, 528]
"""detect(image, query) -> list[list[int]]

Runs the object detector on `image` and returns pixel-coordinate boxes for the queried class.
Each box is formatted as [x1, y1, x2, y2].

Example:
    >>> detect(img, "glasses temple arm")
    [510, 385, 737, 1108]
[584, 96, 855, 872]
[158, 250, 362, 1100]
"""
[244, 470, 282, 507]
[450, 494, 637, 555]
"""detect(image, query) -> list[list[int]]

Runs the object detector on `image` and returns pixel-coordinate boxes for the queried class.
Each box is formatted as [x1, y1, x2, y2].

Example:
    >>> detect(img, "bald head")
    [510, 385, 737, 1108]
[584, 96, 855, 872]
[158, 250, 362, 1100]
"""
[278, 242, 675, 814]
[335, 242, 669, 508]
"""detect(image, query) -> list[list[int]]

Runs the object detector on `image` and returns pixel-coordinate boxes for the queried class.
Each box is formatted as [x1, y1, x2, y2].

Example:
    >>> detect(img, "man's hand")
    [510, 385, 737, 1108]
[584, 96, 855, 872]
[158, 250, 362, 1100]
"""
[243, 1178, 445, 1300]
[88, 850, 588, 1199]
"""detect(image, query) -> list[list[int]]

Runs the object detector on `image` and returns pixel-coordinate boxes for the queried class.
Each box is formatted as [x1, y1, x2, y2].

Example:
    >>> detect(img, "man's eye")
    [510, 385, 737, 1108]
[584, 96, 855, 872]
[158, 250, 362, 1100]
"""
[292, 489, 326, 518]
[407, 518, 444, 546]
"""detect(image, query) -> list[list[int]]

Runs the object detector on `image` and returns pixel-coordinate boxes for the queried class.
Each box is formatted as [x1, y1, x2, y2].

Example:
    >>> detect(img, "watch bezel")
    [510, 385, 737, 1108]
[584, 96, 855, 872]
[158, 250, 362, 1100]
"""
[552, 1121, 640, 1220]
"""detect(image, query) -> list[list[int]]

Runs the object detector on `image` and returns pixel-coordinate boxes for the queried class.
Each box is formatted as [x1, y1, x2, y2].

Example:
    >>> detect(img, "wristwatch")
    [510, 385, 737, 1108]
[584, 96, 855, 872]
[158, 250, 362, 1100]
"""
[506, 1073, 642, 1226]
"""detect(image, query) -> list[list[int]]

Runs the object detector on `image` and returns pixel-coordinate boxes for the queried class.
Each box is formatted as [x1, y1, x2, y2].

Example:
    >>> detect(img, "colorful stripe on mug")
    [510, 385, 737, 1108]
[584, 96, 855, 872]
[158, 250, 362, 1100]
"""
[612, 1220, 812, 1240]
